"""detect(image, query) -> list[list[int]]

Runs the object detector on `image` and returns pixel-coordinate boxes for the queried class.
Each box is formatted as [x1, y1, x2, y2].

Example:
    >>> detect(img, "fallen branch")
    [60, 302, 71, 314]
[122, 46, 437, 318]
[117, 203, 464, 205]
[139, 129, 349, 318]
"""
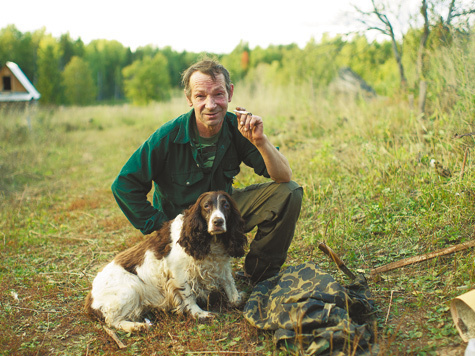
[11, 306, 59, 314]
[370, 239, 475, 276]
[103, 326, 127, 349]
[318, 242, 357, 280]
[454, 132, 475, 139]
[185, 352, 255, 355]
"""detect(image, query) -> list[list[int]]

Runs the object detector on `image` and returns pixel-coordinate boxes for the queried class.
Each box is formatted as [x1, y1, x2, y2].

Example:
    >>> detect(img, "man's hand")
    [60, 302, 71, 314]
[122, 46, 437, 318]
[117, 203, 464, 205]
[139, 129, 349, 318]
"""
[233, 106, 292, 183]
[234, 107, 265, 147]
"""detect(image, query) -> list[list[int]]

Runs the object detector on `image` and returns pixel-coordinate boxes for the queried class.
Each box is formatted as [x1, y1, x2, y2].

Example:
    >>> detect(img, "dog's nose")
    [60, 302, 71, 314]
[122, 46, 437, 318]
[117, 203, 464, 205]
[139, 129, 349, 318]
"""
[213, 217, 224, 227]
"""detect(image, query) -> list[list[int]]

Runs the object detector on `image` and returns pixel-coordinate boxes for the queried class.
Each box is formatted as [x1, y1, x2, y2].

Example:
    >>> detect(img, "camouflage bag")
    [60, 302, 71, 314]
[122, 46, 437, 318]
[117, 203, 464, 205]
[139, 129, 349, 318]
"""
[243, 262, 377, 355]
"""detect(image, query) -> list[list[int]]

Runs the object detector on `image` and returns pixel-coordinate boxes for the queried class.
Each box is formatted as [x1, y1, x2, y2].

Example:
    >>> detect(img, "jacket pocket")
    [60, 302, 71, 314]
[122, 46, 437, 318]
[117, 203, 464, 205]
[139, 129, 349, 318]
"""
[171, 169, 204, 187]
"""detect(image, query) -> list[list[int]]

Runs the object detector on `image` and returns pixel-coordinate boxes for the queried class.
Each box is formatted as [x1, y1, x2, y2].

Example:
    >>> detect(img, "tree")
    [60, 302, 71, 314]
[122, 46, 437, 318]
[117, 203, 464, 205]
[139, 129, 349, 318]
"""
[122, 53, 171, 105]
[280, 36, 344, 87]
[59, 33, 85, 70]
[0, 25, 40, 82]
[221, 41, 251, 82]
[417, 0, 475, 80]
[85, 39, 131, 101]
[134, 45, 200, 88]
[36, 35, 63, 105]
[354, 0, 408, 89]
[62, 56, 96, 105]
[160, 46, 200, 88]
[444, 0, 475, 29]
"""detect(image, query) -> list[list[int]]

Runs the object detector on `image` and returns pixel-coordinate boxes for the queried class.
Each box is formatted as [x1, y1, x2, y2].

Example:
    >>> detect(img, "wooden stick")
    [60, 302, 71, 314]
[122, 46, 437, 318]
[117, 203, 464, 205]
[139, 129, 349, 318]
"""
[370, 239, 475, 275]
[461, 147, 469, 180]
[11, 306, 59, 314]
[103, 326, 127, 349]
[318, 242, 357, 280]
[454, 132, 475, 139]
[186, 352, 255, 355]
[385, 290, 394, 325]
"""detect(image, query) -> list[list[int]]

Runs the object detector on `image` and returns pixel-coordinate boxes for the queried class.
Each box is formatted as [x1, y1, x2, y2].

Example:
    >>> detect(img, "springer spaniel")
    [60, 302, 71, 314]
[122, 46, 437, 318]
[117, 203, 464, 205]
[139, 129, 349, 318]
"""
[85, 191, 247, 333]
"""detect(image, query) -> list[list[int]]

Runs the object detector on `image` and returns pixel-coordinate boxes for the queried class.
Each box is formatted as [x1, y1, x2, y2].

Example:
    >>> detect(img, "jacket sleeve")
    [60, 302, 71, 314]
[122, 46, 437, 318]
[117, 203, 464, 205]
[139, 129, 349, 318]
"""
[228, 115, 270, 178]
[111, 133, 168, 235]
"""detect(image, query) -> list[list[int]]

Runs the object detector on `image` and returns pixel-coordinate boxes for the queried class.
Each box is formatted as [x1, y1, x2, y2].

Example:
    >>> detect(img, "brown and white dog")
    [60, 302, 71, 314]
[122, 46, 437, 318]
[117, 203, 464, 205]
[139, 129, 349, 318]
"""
[85, 191, 247, 332]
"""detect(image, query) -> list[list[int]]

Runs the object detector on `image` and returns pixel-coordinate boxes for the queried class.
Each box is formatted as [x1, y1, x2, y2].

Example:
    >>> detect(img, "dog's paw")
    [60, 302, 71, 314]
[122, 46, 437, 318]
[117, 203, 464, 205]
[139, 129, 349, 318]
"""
[116, 320, 150, 333]
[229, 291, 246, 308]
[196, 311, 216, 323]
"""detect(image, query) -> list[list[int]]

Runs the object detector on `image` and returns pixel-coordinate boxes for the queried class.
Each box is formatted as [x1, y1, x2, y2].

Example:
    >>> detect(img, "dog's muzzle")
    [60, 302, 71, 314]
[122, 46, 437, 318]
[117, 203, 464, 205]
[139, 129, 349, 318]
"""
[208, 211, 227, 234]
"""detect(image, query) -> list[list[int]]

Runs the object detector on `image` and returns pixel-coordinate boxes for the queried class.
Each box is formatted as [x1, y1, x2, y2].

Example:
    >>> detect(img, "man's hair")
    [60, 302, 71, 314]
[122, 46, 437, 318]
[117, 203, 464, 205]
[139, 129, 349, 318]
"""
[181, 58, 232, 98]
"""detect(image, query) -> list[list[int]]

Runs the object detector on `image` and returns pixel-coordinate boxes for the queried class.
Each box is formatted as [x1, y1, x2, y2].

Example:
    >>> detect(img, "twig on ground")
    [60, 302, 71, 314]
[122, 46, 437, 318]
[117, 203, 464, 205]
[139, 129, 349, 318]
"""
[103, 326, 127, 349]
[11, 306, 59, 314]
[370, 239, 475, 275]
[39, 271, 85, 276]
[461, 147, 469, 180]
[385, 290, 394, 325]
[35, 313, 50, 356]
[185, 352, 255, 355]
[82, 251, 96, 276]
[454, 132, 475, 139]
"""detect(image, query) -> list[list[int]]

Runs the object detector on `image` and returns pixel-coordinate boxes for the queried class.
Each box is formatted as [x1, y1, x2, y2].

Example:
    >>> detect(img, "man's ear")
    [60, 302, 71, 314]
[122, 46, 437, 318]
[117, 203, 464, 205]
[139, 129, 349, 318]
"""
[185, 89, 193, 107]
[228, 83, 234, 102]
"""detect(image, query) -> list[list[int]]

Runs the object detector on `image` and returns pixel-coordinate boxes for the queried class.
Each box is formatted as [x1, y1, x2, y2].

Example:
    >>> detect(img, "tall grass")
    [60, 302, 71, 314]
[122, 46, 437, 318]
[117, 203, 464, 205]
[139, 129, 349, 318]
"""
[1, 38, 474, 354]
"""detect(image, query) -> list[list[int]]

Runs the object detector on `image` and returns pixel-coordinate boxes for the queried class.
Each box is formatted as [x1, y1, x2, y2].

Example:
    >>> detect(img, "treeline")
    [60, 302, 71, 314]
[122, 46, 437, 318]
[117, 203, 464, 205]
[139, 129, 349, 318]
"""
[0, 25, 203, 105]
[0, 22, 472, 106]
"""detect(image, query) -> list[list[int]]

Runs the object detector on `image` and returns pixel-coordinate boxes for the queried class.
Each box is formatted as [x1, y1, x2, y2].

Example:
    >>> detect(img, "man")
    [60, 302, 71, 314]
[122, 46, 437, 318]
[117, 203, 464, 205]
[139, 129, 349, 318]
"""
[111, 59, 303, 283]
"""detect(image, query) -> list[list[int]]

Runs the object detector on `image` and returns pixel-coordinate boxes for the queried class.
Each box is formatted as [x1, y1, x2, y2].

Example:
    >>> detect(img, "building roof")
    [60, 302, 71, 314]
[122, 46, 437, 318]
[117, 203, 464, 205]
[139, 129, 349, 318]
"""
[0, 61, 41, 102]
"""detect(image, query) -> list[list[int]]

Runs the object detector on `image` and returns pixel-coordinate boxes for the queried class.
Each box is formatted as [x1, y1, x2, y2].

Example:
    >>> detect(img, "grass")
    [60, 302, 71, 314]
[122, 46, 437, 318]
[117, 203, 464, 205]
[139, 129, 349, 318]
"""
[1, 47, 475, 354]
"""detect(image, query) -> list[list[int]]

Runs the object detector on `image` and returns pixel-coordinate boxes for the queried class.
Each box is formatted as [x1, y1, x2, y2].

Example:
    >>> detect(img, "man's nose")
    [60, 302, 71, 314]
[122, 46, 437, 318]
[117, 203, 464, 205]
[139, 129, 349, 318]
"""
[205, 96, 216, 109]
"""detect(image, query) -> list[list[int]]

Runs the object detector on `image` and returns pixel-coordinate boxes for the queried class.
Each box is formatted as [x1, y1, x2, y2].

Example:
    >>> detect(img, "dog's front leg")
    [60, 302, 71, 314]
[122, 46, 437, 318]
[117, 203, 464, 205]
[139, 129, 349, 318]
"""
[222, 268, 244, 307]
[224, 282, 244, 307]
[179, 281, 215, 321]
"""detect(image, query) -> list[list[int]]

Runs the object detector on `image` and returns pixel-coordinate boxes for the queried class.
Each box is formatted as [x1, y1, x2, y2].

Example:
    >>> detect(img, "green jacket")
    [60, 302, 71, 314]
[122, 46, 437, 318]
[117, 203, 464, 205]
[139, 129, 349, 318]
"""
[111, 109, 269, 234]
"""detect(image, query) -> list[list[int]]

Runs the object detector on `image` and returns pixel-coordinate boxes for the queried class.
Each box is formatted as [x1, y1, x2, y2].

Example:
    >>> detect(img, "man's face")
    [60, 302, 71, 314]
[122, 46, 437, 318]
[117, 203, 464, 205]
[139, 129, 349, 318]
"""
[186, 71, 234, 137]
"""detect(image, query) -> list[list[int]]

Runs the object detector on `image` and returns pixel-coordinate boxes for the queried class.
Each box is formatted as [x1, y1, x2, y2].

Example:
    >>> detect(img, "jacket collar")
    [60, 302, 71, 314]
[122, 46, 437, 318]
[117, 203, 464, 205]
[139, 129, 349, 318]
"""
[174, 109, 234, 146]
[173, 109, 194, 144]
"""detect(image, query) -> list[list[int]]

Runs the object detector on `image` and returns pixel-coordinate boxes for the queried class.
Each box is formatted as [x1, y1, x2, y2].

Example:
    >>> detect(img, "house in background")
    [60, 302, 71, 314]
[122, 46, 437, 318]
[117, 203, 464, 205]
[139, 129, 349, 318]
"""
[0, 61, 41, 108]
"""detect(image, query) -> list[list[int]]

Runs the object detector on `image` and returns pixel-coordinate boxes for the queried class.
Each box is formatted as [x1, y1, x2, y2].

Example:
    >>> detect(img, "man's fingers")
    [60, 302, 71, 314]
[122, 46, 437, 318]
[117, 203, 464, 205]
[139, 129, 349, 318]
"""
[234, 107, 262, 135]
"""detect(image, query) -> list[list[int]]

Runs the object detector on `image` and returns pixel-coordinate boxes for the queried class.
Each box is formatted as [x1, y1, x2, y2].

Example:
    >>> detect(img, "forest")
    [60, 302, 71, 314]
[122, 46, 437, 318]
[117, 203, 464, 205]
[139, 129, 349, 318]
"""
[0, 0, 472, 107]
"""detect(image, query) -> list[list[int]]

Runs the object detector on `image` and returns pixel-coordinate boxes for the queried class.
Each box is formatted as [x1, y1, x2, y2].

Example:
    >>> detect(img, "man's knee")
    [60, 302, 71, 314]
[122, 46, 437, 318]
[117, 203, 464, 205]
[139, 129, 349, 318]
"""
[276, 180, 303, 209]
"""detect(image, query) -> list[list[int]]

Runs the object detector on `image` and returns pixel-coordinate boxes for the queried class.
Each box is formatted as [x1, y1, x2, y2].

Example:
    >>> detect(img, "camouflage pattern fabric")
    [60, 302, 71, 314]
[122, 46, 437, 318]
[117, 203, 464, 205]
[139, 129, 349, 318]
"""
[243, 262, 378, 355]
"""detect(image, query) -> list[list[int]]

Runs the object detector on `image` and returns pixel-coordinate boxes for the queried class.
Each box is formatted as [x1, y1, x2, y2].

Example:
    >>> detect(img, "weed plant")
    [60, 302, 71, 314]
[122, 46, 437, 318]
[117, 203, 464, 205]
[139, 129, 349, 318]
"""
[1, 39, 474, 355]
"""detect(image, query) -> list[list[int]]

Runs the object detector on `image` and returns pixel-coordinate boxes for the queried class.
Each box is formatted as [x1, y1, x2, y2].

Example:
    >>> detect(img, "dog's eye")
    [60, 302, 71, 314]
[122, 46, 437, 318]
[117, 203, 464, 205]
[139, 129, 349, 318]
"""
[203, 203, 210, 210]
[223, 201, 230, 209]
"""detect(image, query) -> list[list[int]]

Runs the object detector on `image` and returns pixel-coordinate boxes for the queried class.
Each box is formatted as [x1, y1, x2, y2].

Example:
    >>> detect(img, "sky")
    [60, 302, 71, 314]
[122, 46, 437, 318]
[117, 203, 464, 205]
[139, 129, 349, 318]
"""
[1, 0, 360, 53]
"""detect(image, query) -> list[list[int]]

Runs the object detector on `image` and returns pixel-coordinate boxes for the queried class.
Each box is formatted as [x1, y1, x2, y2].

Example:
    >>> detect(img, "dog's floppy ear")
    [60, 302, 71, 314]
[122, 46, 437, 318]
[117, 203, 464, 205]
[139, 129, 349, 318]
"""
[222, 192, 247, 258]
[178, 193, 211, 259]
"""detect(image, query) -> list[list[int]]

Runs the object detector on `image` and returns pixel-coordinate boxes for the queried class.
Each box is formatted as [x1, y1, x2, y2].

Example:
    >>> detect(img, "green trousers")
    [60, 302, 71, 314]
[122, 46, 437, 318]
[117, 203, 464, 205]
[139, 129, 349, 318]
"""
[231, 180, 303, 282]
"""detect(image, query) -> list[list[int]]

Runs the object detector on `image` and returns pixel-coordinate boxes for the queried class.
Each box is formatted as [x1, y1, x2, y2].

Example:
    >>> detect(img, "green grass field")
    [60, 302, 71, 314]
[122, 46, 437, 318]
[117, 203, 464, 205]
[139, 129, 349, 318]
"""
[1, 72, 475, 355]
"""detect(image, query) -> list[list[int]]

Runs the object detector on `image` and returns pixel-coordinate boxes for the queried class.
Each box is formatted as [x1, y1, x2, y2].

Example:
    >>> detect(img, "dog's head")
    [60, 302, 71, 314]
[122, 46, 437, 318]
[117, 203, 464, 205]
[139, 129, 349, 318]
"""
[178, 191, 247, 260]
[199, 191, 232, 235]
